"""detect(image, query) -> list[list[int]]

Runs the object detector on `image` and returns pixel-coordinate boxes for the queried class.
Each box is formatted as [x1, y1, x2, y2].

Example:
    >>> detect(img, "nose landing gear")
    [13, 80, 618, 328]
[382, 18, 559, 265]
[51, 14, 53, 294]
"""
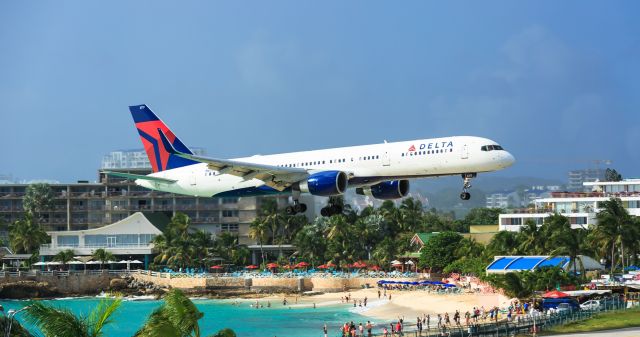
[460, 173, 476, 200]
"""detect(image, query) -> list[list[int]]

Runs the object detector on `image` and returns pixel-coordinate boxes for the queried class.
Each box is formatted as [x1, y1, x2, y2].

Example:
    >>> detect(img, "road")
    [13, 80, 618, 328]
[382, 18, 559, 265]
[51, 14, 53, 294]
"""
[552, 327, 640, 337]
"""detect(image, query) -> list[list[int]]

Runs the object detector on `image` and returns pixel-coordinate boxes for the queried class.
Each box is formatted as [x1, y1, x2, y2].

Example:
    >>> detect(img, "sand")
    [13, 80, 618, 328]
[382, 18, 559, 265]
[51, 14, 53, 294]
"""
[260, 288, 508, 321]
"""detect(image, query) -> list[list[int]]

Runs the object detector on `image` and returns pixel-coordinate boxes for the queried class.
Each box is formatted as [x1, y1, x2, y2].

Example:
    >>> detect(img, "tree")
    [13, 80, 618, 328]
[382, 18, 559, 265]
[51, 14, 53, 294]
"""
[53, 249, 77, 270]
[418, 232, 463, 272]
[517, 219, 543, 254]
[399, 197, 424, 233]
[0, 315, 34, 337]
[23, 183, 55, 221]
[9, 212, 48, 254]
[484, 230, 521, 258]
[604, 168, 622, 182]
[546, 214, 590, 277]
[25, 298, 121, 337]
[594, 198, 634, 272]
[92, 248, 115, 270]
[135, 289, 203, 337]
[248, 219, 269, 266]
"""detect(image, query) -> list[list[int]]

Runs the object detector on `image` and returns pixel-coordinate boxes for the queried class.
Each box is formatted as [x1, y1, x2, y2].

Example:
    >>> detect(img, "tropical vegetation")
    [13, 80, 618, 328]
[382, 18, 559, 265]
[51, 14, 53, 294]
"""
[5, 290, 237, 337]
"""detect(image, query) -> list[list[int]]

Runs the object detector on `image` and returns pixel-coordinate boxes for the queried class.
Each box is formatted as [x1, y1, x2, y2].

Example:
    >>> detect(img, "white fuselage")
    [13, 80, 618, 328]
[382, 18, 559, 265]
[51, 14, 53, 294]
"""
[136, 136, 515, 197]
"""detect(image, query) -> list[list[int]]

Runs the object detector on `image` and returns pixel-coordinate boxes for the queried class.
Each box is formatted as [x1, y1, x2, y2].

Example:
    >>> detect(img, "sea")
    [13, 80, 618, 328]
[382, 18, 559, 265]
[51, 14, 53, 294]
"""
[0, 297, 370, 337]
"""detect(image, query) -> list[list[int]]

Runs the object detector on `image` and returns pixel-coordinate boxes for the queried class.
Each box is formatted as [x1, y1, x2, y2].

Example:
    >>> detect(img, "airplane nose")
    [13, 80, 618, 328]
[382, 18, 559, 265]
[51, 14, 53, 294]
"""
[503, 152, 516, 168]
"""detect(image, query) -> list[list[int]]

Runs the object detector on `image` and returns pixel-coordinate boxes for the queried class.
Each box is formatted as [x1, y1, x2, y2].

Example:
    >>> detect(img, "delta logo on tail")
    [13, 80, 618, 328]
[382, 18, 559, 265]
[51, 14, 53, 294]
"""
[130, 105, 198, 172]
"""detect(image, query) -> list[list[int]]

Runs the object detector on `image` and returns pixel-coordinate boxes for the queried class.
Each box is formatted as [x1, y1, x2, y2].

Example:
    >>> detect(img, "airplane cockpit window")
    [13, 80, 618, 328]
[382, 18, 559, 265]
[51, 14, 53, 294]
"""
[481, 145, 505, 151]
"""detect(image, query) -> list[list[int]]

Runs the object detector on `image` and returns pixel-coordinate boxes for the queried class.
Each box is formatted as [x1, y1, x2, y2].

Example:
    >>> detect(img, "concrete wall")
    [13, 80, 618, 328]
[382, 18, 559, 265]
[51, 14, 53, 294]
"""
[0, 273, 115, 294]
[132, 272, 420, 292]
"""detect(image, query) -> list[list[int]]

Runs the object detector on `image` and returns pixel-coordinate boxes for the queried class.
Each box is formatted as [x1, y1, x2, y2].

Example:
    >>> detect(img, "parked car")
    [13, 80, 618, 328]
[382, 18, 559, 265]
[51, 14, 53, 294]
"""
[556, 303, 576, 313]
[580, 300, 601, 311]
[542, 298, 580, 312]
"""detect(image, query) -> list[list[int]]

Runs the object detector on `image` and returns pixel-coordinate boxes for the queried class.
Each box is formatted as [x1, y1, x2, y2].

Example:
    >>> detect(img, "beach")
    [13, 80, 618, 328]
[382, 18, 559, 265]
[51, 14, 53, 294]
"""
[262, 288, 509, 321]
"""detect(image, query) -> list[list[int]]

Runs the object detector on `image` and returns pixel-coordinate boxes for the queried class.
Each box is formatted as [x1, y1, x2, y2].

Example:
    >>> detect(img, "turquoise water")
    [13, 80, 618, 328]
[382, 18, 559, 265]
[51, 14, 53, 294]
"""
[0, 298, 366, 337]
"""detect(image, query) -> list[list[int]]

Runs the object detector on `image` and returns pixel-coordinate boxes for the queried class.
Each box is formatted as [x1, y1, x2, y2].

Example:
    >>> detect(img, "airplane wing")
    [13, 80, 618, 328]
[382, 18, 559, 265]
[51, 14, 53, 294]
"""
[157, 129, 308, 191]
[101, 171, 177, 183]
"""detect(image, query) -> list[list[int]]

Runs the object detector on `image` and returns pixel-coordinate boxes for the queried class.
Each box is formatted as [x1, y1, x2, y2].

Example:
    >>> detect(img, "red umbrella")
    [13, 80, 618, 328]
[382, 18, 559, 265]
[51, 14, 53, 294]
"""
[266, 263, 279, 269]
[369, 265, 381, 271]
[210, 265, 223, 270]
[326, 262, 336, 268]
[282, 265, 293, 269]
[296, 262, 310, 268]
[317, 264, 328, 269]
[353, 261, 367, 268]
[245, 265, 259, 269]
[542, 290, 569, 298]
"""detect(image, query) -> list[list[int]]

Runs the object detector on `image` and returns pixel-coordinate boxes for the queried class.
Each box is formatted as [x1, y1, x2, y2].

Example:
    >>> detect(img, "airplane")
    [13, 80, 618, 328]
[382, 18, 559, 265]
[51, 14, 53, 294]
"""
[103, 105, 515, 216]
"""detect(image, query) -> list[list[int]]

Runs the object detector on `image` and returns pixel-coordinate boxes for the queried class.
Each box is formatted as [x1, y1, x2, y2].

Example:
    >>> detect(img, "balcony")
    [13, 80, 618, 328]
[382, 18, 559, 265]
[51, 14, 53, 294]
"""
[549, 191, 640, 199]
[40, 242, 155, 256]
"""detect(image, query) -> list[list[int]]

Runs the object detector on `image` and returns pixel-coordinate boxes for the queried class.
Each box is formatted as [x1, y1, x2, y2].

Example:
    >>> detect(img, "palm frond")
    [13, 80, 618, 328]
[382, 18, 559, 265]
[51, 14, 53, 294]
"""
[88, 298, 122, 337]
[25, 302, 89, 337]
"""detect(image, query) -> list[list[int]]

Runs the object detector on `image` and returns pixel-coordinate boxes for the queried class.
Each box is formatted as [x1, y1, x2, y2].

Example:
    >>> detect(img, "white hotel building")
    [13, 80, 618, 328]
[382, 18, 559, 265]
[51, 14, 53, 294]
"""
[499, 179, 640, 231]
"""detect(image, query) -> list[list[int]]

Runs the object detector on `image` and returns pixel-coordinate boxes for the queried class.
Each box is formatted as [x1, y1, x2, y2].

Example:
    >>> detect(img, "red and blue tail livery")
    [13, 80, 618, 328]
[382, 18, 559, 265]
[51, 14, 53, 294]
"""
[129, 105, 198, 172]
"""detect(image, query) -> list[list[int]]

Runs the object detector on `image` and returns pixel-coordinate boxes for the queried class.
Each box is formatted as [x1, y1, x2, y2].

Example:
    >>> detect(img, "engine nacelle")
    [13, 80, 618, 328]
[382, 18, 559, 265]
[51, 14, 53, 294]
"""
[355, 180, 410, 200]
[298, 171, 348, 197]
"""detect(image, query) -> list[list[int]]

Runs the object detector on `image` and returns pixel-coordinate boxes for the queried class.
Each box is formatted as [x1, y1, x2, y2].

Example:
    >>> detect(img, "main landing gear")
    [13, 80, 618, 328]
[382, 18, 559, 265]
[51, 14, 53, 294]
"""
[459, 173, 476, 200]
[285, 200, 307, 215]
[320, 204, 343, 217]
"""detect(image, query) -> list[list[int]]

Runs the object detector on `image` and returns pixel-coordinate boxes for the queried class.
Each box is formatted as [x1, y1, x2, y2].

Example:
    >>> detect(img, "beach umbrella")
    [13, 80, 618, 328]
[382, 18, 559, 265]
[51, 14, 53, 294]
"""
[266, 263, 279, 269]
[405, 260, 415, 265]
[210, 265, 223, 273]
[245, 265, 259, 269]
[325, 261, 336, 269]
[353, 261, 367, 268]
[117, 260, 129, 264]
[33, 262, 46, 266]
[130, 260, 143, 264]
[369, 265, 381, 271]
[542, 290, 569, 298]
[67, 261, 84, 265]
[390, 260, 401, 265]
[317, 264, 328, 269]
[47, 261, 62, 265]
[296, 262, 309, 268]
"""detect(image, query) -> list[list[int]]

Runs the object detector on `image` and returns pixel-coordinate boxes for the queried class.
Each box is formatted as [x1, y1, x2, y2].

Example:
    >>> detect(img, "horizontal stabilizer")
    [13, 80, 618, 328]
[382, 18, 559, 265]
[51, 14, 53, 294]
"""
[101, 171, 177, 183]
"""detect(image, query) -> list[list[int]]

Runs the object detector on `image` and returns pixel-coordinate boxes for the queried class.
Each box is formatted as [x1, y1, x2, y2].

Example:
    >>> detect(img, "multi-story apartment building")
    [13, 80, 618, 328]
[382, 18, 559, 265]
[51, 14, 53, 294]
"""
[499, 179, 640, 231]
[101, 148, 207, 170]
[568, 168, 606, 191]
[0, 169, 287, 245]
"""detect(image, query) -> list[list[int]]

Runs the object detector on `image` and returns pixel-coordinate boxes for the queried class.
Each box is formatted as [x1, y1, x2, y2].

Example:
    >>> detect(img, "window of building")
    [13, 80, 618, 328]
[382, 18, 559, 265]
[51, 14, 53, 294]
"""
[222, 210, 239, 217]
[222, 197, 238, 204]
[57, 235, 79, 247]
[221, 224, 239, 232]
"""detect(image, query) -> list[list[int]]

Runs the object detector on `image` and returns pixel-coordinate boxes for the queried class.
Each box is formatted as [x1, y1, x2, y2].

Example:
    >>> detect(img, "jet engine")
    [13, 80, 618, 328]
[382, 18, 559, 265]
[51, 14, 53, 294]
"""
[297, 171, 348, 197]
[355, 180, 409, 200]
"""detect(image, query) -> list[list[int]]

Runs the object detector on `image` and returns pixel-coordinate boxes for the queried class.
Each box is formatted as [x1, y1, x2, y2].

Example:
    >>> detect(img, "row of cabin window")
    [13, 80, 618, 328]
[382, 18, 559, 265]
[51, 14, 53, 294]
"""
[359, 155, 380, 161]
[401, 148, 453, 157]
[279, 159, 347, 168]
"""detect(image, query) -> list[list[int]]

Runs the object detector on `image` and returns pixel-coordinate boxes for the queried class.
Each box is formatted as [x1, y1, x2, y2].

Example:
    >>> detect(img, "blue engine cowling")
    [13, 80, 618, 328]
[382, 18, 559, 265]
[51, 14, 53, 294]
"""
[355, 180, 410, 200]
[298, 171, 348, 197]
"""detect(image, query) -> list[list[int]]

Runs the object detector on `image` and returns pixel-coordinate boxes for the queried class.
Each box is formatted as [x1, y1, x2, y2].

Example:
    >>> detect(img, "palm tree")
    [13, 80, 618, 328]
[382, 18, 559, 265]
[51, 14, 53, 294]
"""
[9, 212, 48, 254]
[23, 183, 55, 221]
[517, 219, 542, 254]
[25, 298, 121, 337]
[53, 249, 77, 270]
[135, 289, 203, 337]
[546, 214, 589, 277]
[248, 219, 269, 265]
[399, 197, 424, 233]
[594, 198, 634, 273]
[92, 248, 115, 270]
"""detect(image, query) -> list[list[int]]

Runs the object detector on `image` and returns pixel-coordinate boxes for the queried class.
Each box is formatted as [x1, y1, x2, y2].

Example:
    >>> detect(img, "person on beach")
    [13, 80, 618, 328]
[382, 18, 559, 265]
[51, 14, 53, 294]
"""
[426, 314, 430, 329]
[359, 323, 364, 336]
[444, 312, 450, 326]
[323, 323, 328, 337]
[465, 311, 470, 326]
[437, 314, 442, 328]
[366, 321, 372, 337]
[283, 298, 287, 306]
[382, 327, 389, 337]
[378, 290, 381, 299]
[454, 310, 460, 326]
[364, 297, 367, 307]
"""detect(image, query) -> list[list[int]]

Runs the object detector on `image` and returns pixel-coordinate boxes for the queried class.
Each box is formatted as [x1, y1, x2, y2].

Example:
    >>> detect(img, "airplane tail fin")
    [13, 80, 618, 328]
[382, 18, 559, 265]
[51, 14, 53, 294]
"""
[129, 104, 199, 172]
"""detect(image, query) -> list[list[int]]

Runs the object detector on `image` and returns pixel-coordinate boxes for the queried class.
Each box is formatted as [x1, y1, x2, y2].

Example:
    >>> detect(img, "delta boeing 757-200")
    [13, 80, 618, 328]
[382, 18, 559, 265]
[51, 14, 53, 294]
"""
[103, 105, 515, 216]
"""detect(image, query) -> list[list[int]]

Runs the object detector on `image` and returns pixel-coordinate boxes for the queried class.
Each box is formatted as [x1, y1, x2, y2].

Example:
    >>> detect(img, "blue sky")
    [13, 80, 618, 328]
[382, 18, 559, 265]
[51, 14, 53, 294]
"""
[0, 1, 638, 183]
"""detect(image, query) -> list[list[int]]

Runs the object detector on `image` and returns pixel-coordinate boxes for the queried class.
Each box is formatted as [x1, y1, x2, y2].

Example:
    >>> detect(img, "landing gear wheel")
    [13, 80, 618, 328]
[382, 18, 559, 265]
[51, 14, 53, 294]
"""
[293, 203, 307, 214]
[460, 192, 471, 200]
[285, 206, 295, 215]
[320, 207, 330, 217]
[460, 173, 475, 201]
[321, 204, 343, 217]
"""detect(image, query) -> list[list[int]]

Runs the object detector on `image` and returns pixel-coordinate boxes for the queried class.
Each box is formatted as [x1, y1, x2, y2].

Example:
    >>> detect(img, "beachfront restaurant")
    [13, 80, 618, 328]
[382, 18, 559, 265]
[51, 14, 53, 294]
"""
[486, 255, 604, 275]
[39, 212, 162, 269]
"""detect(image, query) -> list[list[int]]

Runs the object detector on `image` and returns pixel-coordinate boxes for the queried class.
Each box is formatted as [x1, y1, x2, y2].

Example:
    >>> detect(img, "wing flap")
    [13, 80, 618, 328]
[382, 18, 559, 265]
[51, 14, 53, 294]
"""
[157, 128, 308, 189]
